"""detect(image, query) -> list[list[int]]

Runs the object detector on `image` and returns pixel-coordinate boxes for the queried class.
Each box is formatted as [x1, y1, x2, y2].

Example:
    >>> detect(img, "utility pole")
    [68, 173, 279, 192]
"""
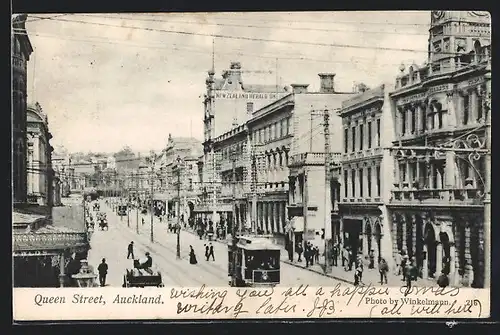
[231, 149, 238, 287]
[150, 153, 155, 243]
[251, 146, 258, 234]
[323, 109, 332, 274]
[136, 171, 139, 235]
[212, 148, 218, 234]
[483, 61, 491, 288]
[176, 156, 182, 260]
[127, 175, 130, 228]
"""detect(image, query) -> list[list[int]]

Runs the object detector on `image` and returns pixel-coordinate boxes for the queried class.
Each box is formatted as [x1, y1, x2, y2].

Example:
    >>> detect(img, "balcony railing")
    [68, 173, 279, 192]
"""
[342, 147, 383, 161]
[13, 232, 89, 251]
[390, 188, 483, 206]
[220, 184, 248, 198]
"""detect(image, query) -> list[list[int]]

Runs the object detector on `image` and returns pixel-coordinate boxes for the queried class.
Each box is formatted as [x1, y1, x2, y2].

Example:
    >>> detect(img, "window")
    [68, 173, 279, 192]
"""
[188, 178, 193, 191]
[368, 122, 372, 148]
[351, 127, 356, 152]
[246, 102, 254, 114]
[367, 167, 372, 197]
[422, 106, 427, 131]
[280, 119, 284, 138]
[287, 117, 292, 134]
[411, 107, 416, 133]
[401, 110, 406, 135]
[359, 169, 364, 198]
[376, 119, 381, 146]
[344, 170, 348, 198]
[351, 170, 356, 197]
[463, 94, 470, 125]
[284, 118, 289, 135]
[359, 124, 364, 150]
[270, 124, 275, 140]
[274, 122, 279, 139]
[376, 166, 381, 196]
[438, 110, 443, 129]
[477, 91, 483, 120]
[344, 128, 348, 153]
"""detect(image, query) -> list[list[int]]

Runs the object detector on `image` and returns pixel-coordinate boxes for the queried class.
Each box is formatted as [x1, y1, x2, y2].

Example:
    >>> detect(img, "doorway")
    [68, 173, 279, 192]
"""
[424, 223, 437, 278]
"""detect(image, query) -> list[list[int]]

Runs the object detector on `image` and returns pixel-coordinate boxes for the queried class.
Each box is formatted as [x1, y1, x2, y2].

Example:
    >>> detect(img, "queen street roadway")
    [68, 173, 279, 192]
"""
[87, 200, 342, 287]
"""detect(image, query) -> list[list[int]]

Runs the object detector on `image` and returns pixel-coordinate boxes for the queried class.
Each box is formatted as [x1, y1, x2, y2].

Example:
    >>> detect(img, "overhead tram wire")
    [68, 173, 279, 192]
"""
[130, 12, 435, 27]
[27, 15, 469, 57]
[74, 13, 432, 36]
[13, 30, 420, 68]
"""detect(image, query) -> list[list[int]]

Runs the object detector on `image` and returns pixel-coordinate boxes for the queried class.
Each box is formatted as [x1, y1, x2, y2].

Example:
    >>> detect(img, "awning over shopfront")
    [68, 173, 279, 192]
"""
[13, 205, 89, 257]
[193, 204, 233, 213]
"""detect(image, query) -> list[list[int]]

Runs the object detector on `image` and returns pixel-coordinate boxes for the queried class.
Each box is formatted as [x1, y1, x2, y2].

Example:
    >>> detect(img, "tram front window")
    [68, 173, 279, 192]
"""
[253, 251, 279, 270]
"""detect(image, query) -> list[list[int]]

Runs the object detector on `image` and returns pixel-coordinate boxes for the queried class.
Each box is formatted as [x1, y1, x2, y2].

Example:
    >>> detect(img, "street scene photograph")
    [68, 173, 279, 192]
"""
[12, 11, 491, 290]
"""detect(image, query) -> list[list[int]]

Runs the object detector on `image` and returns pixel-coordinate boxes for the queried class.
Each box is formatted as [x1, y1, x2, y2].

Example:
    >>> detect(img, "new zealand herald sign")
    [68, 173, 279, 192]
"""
[214, 91, 287, 100]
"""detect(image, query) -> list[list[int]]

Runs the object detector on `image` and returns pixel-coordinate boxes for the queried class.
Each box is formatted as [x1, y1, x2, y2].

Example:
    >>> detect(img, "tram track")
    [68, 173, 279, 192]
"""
[102, 207, 227, 287]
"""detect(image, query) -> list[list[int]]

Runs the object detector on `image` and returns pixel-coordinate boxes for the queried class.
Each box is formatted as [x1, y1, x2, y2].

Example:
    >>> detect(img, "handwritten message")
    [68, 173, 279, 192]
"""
[14, 285, 489, 320]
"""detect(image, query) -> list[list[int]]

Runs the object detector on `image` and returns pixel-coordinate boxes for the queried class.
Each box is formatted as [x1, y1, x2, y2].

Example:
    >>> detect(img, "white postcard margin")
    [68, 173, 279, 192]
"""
[13, 285, 490, 320]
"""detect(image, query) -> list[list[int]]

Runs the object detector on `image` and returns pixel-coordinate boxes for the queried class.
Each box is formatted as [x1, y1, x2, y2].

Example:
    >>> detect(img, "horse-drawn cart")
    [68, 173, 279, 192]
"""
[97, 212, 108, 231]
[122, 261, 163, 288]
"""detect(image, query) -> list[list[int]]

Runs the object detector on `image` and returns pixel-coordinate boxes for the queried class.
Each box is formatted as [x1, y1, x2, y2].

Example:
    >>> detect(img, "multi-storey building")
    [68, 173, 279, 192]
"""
[201, 61, 288, 223]
[338, 84, 396, 268]
[388, 11, 490, 287]
[152, 135, 203, 219]
[26, 102, 54, 207]
[284, 75, 355, 250]
[12, 14, 33, 204]
[205, 123, 251, 231]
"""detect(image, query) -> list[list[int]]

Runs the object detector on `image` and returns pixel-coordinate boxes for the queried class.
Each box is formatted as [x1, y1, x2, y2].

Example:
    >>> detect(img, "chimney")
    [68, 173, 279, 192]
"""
[318, 73, 336, 93]
[291, 84, 309, 94]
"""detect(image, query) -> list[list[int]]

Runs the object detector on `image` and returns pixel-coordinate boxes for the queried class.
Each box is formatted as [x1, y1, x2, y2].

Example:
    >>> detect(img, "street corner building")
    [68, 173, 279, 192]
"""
[12, 205, 90, 287]
[387, 11, 490, 288]
[336, 11, 491, 288]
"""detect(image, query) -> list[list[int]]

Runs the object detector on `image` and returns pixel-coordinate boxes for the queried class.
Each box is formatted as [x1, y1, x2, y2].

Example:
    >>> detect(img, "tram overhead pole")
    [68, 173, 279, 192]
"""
[231, 149, 238, 287]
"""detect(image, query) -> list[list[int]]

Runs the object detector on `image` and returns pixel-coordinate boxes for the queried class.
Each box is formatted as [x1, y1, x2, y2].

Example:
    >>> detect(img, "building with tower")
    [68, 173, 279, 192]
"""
[200, 61, 288, 223]
[388, 10, 490, 287]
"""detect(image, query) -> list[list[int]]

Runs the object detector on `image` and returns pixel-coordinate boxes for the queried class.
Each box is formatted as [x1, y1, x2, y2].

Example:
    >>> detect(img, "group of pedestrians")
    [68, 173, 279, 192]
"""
[188, 243, 216, 265]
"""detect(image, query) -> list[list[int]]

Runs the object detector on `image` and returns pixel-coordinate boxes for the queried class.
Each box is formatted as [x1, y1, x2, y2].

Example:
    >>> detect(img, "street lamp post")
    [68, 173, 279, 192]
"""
[176, 155, 182, 260]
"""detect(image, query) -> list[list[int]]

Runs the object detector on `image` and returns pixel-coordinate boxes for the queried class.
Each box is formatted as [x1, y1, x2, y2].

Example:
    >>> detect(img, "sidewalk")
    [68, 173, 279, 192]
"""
[180, 226, 441, 286]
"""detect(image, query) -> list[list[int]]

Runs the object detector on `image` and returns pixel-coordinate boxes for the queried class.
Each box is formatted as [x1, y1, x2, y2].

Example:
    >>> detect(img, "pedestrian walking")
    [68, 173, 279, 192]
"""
[305, 243, 311, 267]
[401, 254, 409, 281]
[127, 241, 135, 259]
[296, 243, 303, 262]
[97, 258, 108, 287]
[357, 256, 364, 284]
[378, 257, 389, 285]
[394, 251, 402, 275]
[342, 247, 349, 271]
[208, 243, 215, 261]
[332, 243, 338, 266]
[287, 241, 294, 262]
[369, 249, 375, 269]
[314, 246, 319, 263]
[189, 245, 198, 265]
[204, 244, 210, 261]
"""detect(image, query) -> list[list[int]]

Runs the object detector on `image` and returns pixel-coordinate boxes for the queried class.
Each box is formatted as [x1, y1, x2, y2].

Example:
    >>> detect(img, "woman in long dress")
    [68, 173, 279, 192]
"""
[189, 245, 198, 265]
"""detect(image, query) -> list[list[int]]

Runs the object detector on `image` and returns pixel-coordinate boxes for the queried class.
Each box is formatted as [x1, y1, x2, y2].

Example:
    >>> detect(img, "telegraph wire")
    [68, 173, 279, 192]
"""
[74, 13, 432, 36]
[26, 15, 472, 56]
[122, 12, 436, 27]
[12, 29, 425, 68]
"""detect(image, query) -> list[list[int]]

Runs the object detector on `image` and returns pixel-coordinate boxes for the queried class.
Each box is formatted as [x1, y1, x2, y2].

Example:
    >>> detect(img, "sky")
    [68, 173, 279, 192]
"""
[22, 11, 431, 154]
